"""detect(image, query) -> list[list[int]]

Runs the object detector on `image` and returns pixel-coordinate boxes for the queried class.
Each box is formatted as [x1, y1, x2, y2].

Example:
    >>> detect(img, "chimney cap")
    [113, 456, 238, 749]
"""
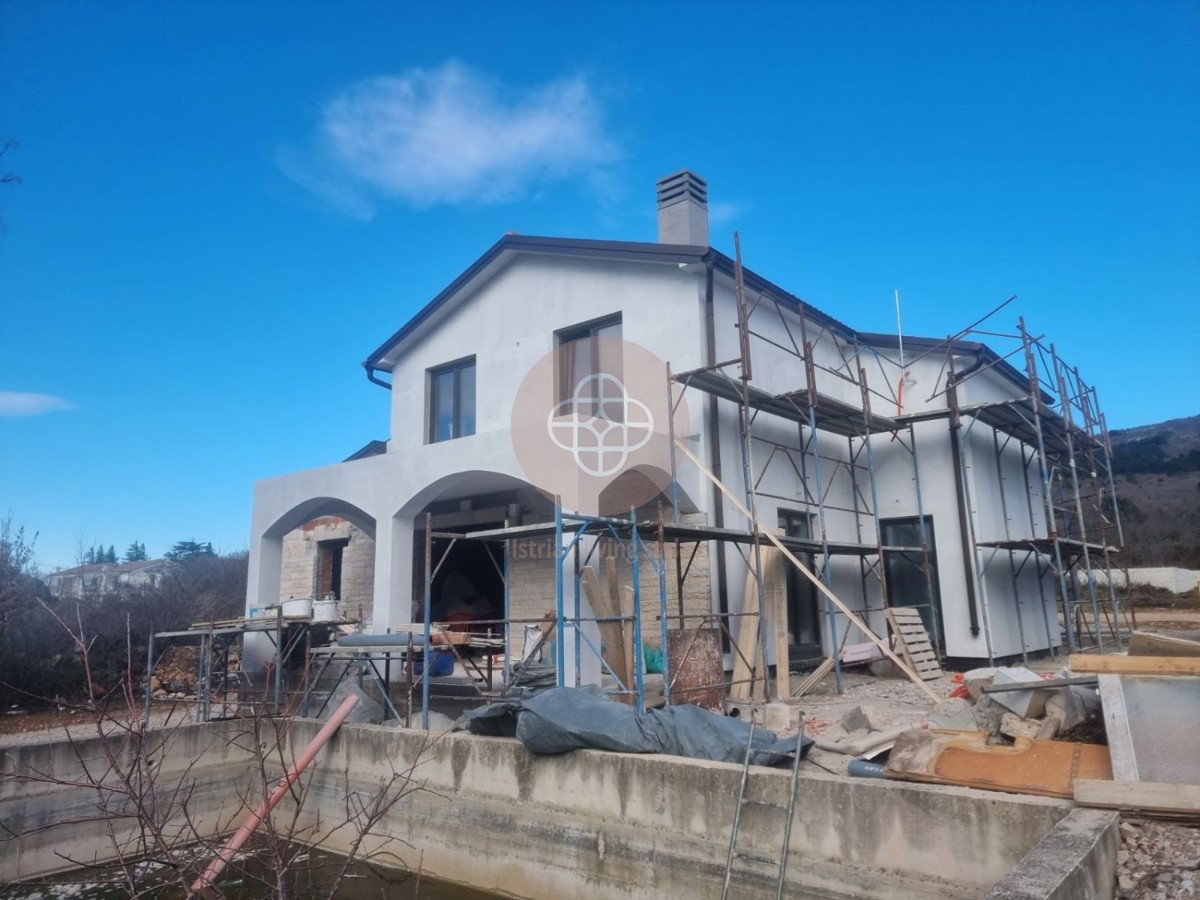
[656, 169, 708, 208]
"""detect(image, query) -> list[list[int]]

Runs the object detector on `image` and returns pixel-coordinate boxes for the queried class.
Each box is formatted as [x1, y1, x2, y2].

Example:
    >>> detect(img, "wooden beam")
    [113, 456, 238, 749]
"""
[582, 566, 633, 704]
[1074, 779, 1200, 817]
[676, 440, 940, 702]
[730, 555, 765, 701]
[1070, 655, 1200, 676]
[1128, 631, 1200, 659]
[769, 547, 790, 700]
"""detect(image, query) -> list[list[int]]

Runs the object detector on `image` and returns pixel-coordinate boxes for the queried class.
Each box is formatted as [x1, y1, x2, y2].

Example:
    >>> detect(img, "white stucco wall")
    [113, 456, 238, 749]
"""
[247, 240, 1074, 671]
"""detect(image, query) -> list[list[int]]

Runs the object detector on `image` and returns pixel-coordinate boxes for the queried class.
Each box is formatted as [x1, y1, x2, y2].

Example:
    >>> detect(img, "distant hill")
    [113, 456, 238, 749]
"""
[1109, 414, 1200, 567]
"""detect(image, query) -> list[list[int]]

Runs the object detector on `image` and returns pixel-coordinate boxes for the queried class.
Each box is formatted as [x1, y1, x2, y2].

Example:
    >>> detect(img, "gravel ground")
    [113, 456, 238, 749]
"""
[1117, 818, 1200, 898]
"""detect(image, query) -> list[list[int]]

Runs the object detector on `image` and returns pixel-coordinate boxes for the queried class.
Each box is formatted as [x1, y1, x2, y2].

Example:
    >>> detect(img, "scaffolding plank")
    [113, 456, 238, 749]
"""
[674, 367, 897, 437]
[1071, 656, 1200, 676]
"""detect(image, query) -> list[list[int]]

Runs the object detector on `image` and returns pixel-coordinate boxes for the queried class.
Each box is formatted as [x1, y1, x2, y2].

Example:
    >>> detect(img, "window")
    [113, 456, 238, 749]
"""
[428, 357, 476, 443]
[556, 315, 622, 409]
[881, 516, 944, 649]
[779, 511, 820, 646]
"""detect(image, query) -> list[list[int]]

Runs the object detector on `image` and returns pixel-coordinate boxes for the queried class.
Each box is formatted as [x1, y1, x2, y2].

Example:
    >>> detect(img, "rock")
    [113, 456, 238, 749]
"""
[962, 667, 998, 702]
[999, 712, 1041, 740]
[970, 695, 1008, 737]
[988, 667, 1052, 718]
[841, 705, 873, 734]
[927, 697, 977, 731]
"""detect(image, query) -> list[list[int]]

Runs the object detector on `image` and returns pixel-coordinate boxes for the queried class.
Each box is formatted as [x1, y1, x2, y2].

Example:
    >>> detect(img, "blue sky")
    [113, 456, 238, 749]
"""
[1, 1, 1197, 571]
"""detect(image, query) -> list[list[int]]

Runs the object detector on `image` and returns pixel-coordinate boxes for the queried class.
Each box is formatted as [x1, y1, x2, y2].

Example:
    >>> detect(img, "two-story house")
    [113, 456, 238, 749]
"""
[246, 170, 1123, 680]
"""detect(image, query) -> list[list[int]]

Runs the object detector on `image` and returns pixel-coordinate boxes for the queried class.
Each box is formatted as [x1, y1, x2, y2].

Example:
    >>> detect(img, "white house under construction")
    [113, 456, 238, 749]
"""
[245, 170, 1127, 685]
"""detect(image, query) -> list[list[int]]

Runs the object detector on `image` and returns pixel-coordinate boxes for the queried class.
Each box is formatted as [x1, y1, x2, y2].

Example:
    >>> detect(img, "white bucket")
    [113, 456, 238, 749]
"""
[282, 597, 312, 618]
[312, 598, 339, 623]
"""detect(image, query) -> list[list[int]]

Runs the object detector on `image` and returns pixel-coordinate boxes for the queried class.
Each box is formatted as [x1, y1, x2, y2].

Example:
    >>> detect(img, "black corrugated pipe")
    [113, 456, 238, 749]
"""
[364, 363, 392, 390]
[947, 352, 986, 637]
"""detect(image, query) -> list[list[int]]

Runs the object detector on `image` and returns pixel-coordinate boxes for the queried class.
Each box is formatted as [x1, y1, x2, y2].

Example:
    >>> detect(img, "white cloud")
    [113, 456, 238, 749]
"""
[0, 391, 74, 417]
[283, 61, 618, 215]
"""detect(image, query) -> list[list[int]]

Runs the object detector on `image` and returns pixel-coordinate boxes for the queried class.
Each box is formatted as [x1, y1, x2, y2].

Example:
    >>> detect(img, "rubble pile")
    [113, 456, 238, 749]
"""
[150, 646, 201, 697]
[1116, 819, 1199, 899]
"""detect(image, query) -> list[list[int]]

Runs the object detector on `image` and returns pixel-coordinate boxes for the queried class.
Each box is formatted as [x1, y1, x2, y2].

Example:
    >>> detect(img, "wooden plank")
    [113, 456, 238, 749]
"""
[1074, 780, 1200, 816]
[675, 440, 940, 703]
[1098, 674, 1138, 782]
[793, 657, 834, 698]
[1128, 631, 1200, 659]
[608, 557, 635, 704]
[1071, 655, 1200, 676]
[730, 556, 764, 701]
[582, 566, 632, 704]
[768, 547, 790, 701]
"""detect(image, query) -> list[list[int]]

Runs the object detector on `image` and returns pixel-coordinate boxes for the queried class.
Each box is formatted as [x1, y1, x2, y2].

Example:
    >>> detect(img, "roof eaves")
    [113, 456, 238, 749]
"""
[857, 331, 1050, 401]
[362, 235, 713, 372]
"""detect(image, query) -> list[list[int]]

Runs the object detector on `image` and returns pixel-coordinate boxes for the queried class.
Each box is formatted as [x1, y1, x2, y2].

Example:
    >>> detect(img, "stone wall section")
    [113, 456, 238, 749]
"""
[277, 518, 376, 624]
[507, 512, 712, 661]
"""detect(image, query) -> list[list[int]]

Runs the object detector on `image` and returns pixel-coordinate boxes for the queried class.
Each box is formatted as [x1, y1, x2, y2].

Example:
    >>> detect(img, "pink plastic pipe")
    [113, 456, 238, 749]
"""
[190, 693, 360, 896]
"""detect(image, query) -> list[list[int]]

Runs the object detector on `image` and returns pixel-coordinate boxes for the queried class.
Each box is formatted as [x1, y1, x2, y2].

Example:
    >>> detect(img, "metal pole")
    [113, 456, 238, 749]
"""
[906, 422, 943, 658]
[666, 362, 681, 526]
[1020, 443, 1057, 657]
[143, 632, 155, 726]
[1020, 317, 1076, 651]
[733, 232, 770, 701]
[993, 428, 1029, 662]
[656, 507, 671, 705]
[1052, 345, 1104, 651]
[554, 500, 566, 686]
[423, 511, 432, 730]
[630, 508, 645, 714]
[503, 526, 512, 686]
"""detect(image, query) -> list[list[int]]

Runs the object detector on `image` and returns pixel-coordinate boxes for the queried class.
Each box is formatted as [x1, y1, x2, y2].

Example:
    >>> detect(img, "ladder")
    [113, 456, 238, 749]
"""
[721, 716, 806, 899]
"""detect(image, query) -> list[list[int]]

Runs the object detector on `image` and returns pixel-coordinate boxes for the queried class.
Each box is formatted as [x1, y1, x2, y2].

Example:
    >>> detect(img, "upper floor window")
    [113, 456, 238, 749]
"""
[556, 315, 622, 406]
[428, 357, 476, 443]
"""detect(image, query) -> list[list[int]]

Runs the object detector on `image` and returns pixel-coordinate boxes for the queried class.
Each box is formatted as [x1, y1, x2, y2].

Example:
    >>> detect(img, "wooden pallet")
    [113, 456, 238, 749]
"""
[884, 607, 942, 681]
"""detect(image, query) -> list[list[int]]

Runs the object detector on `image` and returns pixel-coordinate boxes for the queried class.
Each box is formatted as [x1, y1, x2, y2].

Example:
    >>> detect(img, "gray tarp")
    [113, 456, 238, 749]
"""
[459, 686, 812, 766]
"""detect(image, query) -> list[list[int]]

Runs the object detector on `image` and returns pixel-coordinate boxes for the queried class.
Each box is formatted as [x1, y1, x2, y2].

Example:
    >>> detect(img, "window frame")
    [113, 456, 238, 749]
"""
[554, 314, 622, 406]
[426, 356, 477, 444]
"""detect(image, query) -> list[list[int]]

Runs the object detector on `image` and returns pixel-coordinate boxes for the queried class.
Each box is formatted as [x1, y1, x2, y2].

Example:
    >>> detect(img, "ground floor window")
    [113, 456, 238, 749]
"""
[881, 516, 944, 649]
[779, 510, 820, 647]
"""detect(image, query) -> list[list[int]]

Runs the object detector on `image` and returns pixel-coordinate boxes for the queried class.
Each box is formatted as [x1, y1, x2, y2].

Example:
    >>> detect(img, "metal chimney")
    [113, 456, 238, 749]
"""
[656, 170, 709, 245]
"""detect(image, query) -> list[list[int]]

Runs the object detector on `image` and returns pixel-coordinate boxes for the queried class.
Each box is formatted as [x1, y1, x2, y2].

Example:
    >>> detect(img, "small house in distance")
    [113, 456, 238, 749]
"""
[48, 559, 173, 600]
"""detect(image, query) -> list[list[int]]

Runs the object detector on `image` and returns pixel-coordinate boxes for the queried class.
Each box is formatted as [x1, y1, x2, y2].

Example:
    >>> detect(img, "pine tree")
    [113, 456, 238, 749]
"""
[124, 541, 148, 563]
[106, 544, 117, 564]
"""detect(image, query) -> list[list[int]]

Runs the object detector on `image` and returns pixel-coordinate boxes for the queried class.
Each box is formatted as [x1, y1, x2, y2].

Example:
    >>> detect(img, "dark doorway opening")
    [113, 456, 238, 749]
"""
[881, 516, 945, 650]
[318, 538, 349, 601]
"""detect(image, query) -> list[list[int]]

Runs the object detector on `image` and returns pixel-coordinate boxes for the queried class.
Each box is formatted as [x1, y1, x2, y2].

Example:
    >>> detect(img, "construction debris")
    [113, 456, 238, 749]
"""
[1114, 818, 1200, 898]
[885, 729, 1112, 798]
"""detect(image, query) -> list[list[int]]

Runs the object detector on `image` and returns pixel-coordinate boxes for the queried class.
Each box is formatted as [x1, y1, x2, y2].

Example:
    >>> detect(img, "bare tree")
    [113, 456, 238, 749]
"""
[0, 602, 433, 898]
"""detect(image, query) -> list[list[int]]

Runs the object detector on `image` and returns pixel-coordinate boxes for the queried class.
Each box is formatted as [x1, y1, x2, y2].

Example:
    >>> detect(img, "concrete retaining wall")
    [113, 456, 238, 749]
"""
[0, 720, 261, 882]
[2, 720, 1109, 898]
[290, 722, 1075, 899]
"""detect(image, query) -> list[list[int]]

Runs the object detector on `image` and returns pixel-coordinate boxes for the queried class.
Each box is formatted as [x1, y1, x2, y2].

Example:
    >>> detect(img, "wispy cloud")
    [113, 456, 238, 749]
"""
[281, 61, 618, 216]
[0, 391, 74, 417]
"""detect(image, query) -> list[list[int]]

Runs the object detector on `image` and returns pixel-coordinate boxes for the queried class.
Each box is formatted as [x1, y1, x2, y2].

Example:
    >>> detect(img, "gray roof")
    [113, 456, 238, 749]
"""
[362, 234, 856, 375]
